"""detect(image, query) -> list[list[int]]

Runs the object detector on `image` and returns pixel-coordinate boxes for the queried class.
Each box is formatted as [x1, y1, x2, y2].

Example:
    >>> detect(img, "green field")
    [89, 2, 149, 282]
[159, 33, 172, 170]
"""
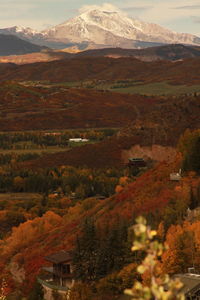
[22, 80, 200, 96]
[0, 146, 68, 155]
[0, 193, 43, 213]
[0, 128, 119, 159]
[55, 81, 200, 96]
[0, 193, 42, 206]
[108, 82, 200, 96]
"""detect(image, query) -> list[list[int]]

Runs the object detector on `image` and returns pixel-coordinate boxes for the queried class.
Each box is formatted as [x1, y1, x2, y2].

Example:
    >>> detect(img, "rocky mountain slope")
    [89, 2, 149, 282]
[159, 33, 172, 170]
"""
[1, 6, 200, 49]
[43, 8, 200, 46]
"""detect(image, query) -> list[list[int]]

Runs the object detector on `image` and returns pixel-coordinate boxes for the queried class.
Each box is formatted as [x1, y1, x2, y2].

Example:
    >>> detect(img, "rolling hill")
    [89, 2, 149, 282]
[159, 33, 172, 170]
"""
[0, 50, 72, 64]
[0, 82, 161, 131]
[0, 56, 200, 85]
[76, 44, 200, 61]
[0, 44, 200, 65]
[0, 34, 47, 56]
[19, 92, 200, 170]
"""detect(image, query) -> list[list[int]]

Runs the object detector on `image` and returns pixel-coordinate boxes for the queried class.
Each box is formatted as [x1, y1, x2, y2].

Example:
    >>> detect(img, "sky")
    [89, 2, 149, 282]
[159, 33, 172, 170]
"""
[0, 0, 199, 36]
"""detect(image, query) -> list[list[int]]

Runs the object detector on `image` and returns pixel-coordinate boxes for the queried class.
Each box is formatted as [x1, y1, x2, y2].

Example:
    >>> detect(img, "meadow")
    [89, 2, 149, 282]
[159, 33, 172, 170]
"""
[39, 80, 200, 96]
[108, 82, 200, 95]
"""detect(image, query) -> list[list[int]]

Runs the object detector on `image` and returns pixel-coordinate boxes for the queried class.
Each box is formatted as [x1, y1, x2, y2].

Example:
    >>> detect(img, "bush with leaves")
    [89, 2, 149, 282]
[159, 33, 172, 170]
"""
[0, 280, 7, 300]
[125, 217, 185, 300]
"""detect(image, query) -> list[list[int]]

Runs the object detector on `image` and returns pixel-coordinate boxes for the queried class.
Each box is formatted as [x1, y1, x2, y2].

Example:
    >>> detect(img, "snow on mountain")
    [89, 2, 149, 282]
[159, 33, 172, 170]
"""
[41, 7, 200, 46]
[0, 6, 200, 49]
[0, 26, 42, 39]
[0, 26, 68, 49]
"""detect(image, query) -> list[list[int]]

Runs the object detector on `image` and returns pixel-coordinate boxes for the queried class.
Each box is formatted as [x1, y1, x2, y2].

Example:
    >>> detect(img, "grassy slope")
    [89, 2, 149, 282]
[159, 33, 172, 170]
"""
[43, 81, 200, 96]
[108, 82, 200, 96]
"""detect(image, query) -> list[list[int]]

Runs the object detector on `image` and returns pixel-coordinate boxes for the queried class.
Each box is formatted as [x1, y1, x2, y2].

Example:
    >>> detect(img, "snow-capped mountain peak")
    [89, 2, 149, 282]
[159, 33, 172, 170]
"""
[1, 5, 200, 49]
[78, 9, 144, 37]
[42, 6, 200, 46]
[0, 25, 42, 39]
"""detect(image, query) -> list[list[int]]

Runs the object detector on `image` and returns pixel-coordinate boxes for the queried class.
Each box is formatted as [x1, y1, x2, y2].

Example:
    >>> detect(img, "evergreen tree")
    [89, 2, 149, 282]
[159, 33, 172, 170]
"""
[73, 218, 98, 281]
[179, 129, 200, 174]
[183, 136, 200, 174]
[28, 281, 44, 300]
[73, 218, 131, 282]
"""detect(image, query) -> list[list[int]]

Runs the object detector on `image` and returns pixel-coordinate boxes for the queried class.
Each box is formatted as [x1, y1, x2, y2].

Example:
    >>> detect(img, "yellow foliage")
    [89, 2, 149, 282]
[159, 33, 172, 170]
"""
[125, 216, 185, 300]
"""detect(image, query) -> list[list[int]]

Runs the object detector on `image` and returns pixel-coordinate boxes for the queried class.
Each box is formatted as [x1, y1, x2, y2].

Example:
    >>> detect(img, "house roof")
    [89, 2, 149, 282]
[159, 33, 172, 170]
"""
[45, 250, 72, 264]
[174, 274, 200, 295]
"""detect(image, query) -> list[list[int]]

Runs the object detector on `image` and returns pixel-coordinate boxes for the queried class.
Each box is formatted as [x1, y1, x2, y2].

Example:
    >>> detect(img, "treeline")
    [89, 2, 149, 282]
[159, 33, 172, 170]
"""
[0, 128, 117, 149]
[0, 165, 126, 237]
[73, 218, 133, 282]
[0, 153, 40, 165]
[0, 165, 124, 197]
[178, 128, 200, 175]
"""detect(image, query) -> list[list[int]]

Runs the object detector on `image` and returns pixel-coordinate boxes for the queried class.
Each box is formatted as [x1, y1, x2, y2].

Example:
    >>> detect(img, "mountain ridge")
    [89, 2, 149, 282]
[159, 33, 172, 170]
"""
[1, 6, 200, 49]
[44, 8, 199, 46]
[0, 34, 47, 56]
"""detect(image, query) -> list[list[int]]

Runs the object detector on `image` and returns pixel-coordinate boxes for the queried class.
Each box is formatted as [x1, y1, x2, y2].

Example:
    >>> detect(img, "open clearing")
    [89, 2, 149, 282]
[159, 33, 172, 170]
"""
[108, 82, 200, 95]
[41, 80, 200, 96]
[0, 146, 68, 155]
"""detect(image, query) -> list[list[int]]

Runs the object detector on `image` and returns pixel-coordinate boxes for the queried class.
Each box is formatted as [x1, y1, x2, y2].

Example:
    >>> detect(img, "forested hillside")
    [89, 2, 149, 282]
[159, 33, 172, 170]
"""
[0, 52, 199, 300]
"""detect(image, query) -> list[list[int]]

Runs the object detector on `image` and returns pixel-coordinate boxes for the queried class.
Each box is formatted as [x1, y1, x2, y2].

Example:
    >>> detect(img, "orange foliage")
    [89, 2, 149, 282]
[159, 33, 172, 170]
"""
[0, 158, 198, 295]
[0, 211, 62, 257]
[115, 185, 124, 193]
[162, 220, 200, 274]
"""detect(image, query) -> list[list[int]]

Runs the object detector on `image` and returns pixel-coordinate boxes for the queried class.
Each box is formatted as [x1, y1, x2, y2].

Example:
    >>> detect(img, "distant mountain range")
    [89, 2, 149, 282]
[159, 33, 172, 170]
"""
[0, 34, 47, 56]
[0, 6, 200, 49]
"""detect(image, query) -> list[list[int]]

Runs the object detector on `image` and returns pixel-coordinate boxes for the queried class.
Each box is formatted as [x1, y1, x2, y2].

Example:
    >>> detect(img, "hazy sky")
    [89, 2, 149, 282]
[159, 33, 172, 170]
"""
[0, 0, 199, 36]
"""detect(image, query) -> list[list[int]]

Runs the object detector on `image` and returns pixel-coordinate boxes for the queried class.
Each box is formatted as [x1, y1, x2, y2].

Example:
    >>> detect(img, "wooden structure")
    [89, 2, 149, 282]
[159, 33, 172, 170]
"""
[43, 250, 74, 288]
[127, 158, 146, 168]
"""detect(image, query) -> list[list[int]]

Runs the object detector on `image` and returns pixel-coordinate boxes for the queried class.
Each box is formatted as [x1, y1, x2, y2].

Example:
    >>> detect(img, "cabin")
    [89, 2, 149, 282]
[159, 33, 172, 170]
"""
[127, 158, 146, 168]
[174, 272, 200, 299]
[38, 250, 74, 300]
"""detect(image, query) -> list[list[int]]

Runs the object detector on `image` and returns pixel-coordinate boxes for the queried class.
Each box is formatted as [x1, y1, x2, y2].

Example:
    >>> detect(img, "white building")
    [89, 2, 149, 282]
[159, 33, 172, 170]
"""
[69, 138, 89, 142]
